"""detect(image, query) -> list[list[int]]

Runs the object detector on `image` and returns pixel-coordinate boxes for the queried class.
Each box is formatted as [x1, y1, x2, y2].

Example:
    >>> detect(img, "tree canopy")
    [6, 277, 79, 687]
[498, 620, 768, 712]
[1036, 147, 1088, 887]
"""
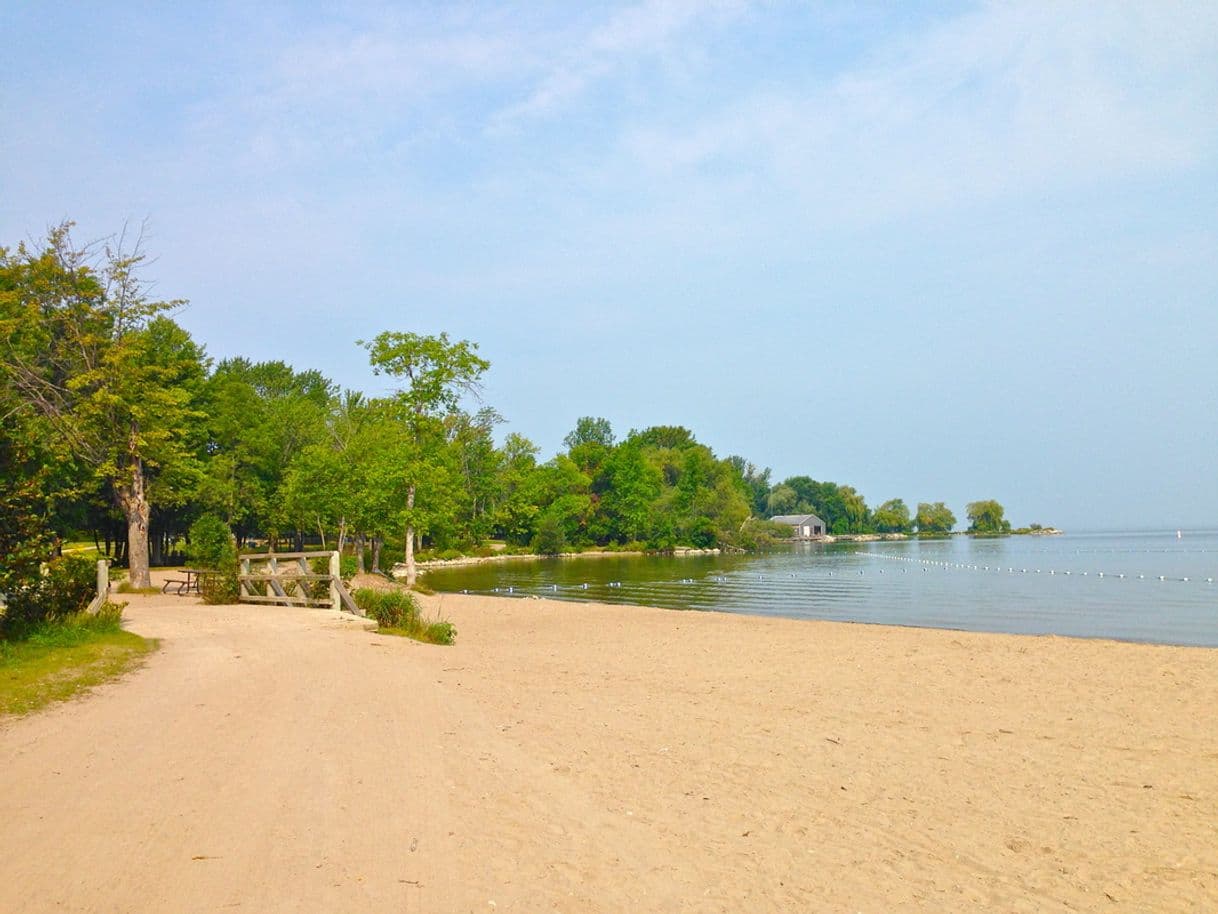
[1, 222, 1031, 595]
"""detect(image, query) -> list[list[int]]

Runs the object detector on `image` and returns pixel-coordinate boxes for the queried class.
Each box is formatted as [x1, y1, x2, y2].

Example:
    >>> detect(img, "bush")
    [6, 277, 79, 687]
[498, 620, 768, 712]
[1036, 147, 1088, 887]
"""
[186, 514, 236, 569]
[473, 544, 497, 558]
[199, 570, 240, 605]
[350, 587, 456, 645]
[438, 548, 463, 561]
[423, 620, 458, 645]
[352, 587, 419, 628]
[532, 514, 566, 555]
[1, 554, 98, 641]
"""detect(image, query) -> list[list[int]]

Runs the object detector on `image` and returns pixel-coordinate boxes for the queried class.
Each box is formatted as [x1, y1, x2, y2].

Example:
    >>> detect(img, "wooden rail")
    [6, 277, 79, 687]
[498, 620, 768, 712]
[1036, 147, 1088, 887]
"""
[237, 551, 365, 617]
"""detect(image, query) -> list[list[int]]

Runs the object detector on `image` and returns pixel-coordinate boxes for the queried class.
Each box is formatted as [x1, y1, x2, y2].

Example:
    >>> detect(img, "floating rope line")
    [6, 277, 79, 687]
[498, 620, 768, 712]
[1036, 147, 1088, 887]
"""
[861, 551, 1212, 584]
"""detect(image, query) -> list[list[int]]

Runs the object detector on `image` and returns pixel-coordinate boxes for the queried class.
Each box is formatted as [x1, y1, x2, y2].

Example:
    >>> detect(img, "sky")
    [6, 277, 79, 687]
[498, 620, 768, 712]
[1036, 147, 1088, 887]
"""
[2, 1, 1216, 531]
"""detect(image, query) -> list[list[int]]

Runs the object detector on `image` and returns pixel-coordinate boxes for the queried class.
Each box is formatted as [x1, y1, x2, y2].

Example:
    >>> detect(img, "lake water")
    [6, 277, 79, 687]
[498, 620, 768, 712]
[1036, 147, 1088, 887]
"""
[423, 531, 1218, 647]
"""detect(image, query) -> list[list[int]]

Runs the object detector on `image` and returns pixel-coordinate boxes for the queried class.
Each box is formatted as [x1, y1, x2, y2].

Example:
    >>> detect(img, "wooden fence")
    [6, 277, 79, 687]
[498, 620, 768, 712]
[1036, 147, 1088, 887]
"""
[237, 551, 364, 617]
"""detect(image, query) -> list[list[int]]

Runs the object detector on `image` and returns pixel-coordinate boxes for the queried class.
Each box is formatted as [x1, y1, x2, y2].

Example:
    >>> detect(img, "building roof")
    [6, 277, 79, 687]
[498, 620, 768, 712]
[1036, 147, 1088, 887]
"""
[770, 513, 826, 527]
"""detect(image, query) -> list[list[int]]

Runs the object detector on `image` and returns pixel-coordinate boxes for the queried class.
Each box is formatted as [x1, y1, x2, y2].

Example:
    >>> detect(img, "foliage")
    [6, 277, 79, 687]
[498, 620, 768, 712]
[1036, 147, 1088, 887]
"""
[966, 499, 1010, 534]
[352, 587, 418, 628]
[0, 419, 56, 606]
[0, 554, 98, 641]
[3, 220, 1032, 573]
[564, 416, 615, 450]
[0, 604, 153, 717]
[199, 568, 240, 605]
[350, 587, 456, 644]
[915, 502, 957, 534]
[872, 498, 912, 534]
[532, 513, 567, 555]
[736, 517, 793, 549]
[186, 514, 236, 569]
[0, 223, 204, 588]
[359, 330, 491, 587]
[186, 513, 240, 604]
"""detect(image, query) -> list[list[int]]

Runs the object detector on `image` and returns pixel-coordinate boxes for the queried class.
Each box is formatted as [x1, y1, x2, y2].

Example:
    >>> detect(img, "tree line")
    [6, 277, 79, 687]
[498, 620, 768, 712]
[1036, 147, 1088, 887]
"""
[1, 224, 1016, 590]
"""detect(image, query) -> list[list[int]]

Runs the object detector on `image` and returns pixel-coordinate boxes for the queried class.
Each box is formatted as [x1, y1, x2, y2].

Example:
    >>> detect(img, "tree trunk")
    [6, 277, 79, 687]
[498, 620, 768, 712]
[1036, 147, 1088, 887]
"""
[337, 518, 347, 556]
[354, 532, 365, 574]
[115, 456, 152, 589]
[404, 483, 417, 588]
[371, 536, 382, 574]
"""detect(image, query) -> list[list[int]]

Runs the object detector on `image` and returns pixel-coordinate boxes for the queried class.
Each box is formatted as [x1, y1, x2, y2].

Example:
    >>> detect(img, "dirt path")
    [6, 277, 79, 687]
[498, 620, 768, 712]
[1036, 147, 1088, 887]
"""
[2, 587, 1216, 913]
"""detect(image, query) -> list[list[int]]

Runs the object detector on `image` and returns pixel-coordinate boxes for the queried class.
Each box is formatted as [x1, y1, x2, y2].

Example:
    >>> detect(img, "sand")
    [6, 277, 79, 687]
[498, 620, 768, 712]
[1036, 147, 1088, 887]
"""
[1, 581, 1215, 913]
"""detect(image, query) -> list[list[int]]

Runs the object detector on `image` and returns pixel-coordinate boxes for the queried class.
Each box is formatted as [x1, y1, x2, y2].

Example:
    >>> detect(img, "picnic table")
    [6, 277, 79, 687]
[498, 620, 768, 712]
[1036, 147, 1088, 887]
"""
[162, 569, 210, 595]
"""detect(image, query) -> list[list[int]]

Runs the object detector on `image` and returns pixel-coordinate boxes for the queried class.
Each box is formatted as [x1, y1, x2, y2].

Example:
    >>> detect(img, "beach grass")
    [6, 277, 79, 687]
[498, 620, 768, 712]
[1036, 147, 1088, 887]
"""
[0, 608, 155, 717]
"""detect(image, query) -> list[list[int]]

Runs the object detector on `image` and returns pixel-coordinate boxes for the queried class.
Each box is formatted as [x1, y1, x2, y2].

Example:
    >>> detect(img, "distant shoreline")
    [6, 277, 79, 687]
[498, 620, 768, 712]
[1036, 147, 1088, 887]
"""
[404, 546, 721, 576]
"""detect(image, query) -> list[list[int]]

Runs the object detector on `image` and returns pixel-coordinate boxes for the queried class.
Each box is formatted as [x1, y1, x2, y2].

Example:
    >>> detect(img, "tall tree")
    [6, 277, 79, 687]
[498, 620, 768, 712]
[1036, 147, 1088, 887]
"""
[0, 223, 202, 587]
[360, 331, 489, 587]
[915, 502, 957, 534]
[966, 499, 1010, 534]
[872, 498, 912, 533]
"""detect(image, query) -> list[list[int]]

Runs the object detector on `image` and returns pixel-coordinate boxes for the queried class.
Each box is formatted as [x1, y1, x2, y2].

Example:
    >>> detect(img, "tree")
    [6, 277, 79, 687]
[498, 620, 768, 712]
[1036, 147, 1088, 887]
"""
[966, 499, 1010, 534]
[915, 502, 956, 534]
[0, 223, 202, 588]
[726, 456, 771, 517]
[563, 416, 615, 450]
[360, 331, 489, 587]
[872, 498, 912, 533]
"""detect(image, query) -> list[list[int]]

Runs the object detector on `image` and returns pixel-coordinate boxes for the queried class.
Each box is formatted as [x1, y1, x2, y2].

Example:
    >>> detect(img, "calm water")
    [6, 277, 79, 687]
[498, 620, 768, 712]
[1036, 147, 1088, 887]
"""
[424, 531, 1218, 647]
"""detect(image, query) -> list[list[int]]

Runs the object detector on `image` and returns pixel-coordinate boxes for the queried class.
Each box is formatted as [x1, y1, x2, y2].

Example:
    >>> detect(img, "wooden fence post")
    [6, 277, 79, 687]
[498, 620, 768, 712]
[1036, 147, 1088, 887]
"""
[329, 551, 340, 610]
[86, 559, 109, 615]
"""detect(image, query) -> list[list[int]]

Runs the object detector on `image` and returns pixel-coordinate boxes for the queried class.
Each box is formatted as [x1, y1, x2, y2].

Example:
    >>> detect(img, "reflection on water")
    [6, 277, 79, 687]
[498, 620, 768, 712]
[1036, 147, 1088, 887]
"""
[423, 532, 1218, 647]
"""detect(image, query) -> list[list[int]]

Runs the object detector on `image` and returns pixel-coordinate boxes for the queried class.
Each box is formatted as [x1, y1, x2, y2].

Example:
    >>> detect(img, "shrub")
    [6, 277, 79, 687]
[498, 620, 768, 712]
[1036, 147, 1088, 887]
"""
[438, 548, 463, 561]
[199, 570, 240, 605]
[532, 514, 566, 556]
[423, 620, 457, 645]
[186, 514, 236, 569]
[351, 587, 456, 644]
[352, 587, 419, 628]
[0, 554, 98, 641]
[473, 544, 497, 558]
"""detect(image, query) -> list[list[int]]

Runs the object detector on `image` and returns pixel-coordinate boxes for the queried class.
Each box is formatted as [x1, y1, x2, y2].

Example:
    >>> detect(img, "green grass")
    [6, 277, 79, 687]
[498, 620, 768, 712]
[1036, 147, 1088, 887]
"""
[350, 587, 457, 645]
[378, 619, 458, 645]
[115, 582, 162, 595]
[0, 608, 156, 718]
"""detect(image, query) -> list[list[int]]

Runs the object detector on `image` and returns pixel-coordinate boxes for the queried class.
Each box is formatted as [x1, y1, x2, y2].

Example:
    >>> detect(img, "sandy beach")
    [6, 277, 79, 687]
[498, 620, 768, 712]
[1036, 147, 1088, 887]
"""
[2, 586, 1215, 913]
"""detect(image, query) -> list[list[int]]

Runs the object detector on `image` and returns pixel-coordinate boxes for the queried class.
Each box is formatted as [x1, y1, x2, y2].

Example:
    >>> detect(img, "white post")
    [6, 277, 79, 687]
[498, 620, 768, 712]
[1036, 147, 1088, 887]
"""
[329, 550, 341, 610]
[87, 559, 109, 615]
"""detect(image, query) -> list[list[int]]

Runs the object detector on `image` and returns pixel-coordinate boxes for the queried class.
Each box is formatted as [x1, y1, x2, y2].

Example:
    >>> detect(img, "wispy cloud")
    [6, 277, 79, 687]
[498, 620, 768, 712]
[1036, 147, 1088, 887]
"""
[617, 2, 1218, 228]
[489, 0, 751, 129]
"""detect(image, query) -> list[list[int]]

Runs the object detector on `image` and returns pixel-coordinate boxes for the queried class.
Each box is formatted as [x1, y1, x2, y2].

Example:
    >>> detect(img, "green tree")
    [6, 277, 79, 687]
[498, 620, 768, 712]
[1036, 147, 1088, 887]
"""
[915, 502, 956, 534]
[872, 498, 912, 533]
[563, 416, 615, 450]
[0, 223, 203, 588]
[766, 483, 798, 516]
[492, 433, 541, 545]
[360, 331, 489, 587]
[966, 499, 1010, 534]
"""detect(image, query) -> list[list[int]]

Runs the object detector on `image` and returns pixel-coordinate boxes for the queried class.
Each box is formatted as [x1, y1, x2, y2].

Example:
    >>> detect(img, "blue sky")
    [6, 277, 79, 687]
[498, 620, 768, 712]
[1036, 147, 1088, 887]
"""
[3, 1, 1216, 530]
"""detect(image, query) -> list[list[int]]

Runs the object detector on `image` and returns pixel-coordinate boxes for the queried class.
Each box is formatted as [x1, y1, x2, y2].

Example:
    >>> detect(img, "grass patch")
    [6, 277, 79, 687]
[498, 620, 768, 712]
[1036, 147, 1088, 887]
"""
[115, 582, 162, 595]
[378, 620, 458, 645]
[351, 588, 457, 645]
[0, 606, 155, 717]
